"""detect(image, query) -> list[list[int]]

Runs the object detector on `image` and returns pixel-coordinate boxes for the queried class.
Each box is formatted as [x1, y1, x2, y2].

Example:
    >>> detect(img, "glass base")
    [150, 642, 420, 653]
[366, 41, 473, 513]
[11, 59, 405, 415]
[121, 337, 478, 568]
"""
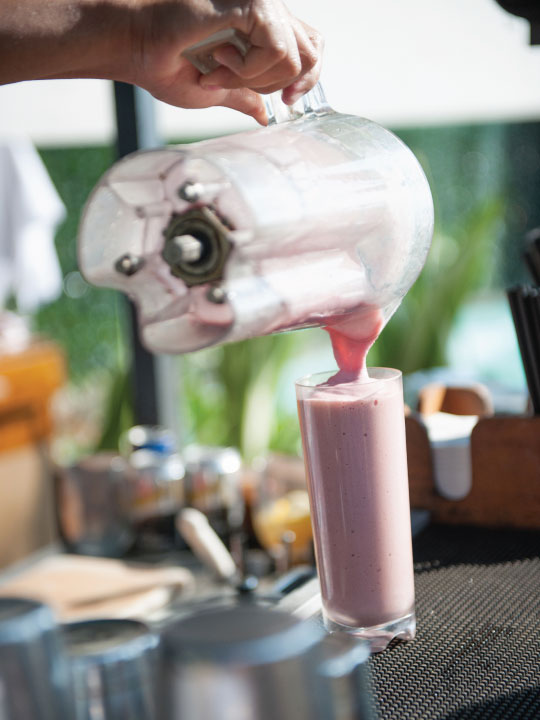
[323, 610, 416, 654]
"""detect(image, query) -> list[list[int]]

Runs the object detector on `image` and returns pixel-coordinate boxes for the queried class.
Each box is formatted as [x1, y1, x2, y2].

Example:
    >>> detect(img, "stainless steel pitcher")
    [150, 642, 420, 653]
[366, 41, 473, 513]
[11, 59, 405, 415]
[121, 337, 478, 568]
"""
[160, 603, 372, 720]
[0, 598, 73, 720]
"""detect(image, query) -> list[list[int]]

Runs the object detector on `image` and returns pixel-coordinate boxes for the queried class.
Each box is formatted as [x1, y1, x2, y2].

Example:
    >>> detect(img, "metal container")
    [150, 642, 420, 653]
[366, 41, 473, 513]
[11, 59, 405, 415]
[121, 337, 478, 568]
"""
[121, 425, 185, 551]
[0, 597, 73, 720]
[128, 447, 185, 523]
[182, 445, 244, 542]
[161, 604, 372, 720]
[56, 431, 185, 557]
[55, 453, 136, 557]
[318, 634, 374, 720]
[64, 618, 160, 720]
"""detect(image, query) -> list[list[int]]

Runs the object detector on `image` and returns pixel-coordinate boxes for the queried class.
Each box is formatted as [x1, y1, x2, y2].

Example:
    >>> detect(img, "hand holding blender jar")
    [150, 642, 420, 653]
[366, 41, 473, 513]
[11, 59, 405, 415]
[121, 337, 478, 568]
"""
[78, 32, 433, 652]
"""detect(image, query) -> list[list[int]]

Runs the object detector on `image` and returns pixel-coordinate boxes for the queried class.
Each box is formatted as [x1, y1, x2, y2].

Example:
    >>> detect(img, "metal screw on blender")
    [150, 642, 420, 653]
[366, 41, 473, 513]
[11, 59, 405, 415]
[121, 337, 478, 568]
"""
[114, 253, 145, 276]
[206, 286, 227, 304]
[178, 181, 204, 203]
[165, 235, 204, 265]
[179, 181, 230, 204]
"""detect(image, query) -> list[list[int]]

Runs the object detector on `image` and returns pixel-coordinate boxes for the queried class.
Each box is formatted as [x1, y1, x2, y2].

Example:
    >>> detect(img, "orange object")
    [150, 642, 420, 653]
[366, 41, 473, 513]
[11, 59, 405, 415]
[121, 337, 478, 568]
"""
[253, 490, 312, 554]
[0, 340, 66, 568]
[0, 340, 65, 452]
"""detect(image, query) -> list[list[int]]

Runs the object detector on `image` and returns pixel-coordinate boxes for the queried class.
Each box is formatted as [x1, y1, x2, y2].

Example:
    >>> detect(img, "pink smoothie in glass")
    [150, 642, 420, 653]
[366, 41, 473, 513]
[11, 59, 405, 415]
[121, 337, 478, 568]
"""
[296, 308, 415, 643]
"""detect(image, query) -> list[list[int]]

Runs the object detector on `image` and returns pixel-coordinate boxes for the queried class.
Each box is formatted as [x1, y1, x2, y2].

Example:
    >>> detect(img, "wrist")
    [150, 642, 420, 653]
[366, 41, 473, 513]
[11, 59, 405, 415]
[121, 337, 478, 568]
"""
[47, 1, 136, 83]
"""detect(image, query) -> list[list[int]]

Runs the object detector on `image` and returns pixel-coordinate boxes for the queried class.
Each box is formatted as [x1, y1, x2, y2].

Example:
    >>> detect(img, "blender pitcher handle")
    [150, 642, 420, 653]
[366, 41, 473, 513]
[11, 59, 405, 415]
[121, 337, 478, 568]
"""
[182, 29, 330, 124]
[264, 82, 330, 125]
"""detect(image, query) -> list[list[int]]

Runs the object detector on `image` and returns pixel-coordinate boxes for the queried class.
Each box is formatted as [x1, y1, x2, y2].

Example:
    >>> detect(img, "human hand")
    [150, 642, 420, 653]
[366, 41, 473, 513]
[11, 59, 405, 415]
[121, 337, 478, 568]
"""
[126, 0, 323, 124]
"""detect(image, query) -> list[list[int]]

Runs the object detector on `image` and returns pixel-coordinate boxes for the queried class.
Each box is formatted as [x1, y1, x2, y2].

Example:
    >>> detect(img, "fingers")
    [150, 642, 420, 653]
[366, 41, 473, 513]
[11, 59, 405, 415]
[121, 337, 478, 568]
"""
[219, 89, 268, 126]
[217, 3, 301, 82]
[144, 66, 268, 126]
[282, 22, 324, 105]
[200, 39, 302, 93]
[198, 8, 322, 103]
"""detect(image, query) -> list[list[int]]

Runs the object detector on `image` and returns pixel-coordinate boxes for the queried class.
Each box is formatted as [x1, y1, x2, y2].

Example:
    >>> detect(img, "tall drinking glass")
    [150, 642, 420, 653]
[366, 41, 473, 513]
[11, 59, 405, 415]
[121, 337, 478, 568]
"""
[296, 368, 415, 653]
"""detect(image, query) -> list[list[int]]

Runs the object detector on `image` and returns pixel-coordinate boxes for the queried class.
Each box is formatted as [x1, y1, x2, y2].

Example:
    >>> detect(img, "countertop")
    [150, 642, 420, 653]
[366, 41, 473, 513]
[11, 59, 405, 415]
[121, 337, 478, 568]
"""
[369, 523, 540, 719]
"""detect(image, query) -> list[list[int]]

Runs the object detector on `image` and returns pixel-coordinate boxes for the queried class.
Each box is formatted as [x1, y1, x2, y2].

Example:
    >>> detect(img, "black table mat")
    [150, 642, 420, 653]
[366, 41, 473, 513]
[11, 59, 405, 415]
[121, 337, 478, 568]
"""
[369, 524, 540, 719]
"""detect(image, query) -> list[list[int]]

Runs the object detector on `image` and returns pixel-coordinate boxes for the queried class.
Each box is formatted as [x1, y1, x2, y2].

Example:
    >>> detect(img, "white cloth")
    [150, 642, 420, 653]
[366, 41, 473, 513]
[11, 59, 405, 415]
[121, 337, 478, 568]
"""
[0, 138, 65, 312]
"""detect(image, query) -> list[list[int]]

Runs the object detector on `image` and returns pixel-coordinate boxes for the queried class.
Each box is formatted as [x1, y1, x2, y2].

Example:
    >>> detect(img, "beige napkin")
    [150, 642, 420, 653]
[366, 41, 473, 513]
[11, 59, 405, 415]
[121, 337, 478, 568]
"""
[0, 554, 194, 621]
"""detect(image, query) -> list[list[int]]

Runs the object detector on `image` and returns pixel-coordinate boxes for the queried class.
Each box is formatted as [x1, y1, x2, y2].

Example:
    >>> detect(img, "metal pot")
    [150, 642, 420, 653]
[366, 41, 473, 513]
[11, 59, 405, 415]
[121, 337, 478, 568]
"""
[64, 618, 160, 720]
[160, 604, 372, 720]
[0, 597, 74, 720]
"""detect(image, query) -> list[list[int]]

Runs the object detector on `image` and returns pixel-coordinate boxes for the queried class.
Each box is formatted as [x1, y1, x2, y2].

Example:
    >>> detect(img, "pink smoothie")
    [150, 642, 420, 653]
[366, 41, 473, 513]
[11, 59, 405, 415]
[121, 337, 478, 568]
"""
[296, 307, 415, 636]
[297, 372, 414, 629]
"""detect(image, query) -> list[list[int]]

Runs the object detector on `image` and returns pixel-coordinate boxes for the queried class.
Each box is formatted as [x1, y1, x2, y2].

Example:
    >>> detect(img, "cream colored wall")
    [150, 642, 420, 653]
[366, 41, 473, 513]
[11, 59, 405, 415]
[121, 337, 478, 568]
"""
[0, 446, 57, 569]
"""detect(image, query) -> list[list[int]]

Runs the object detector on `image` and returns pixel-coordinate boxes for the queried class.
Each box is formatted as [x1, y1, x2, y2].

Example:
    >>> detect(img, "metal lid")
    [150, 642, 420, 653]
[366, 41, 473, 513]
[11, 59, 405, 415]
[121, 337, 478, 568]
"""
[0, 597, 57, 645]
[65, 619, 159, 666]
[163, 605, 324, 667]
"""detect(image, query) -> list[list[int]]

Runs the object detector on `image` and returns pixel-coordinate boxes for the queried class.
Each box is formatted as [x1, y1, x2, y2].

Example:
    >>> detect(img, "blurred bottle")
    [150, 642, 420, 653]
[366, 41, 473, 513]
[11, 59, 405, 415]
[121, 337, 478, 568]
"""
[182, 445, 244, 547]
[121, 426, 185, 552]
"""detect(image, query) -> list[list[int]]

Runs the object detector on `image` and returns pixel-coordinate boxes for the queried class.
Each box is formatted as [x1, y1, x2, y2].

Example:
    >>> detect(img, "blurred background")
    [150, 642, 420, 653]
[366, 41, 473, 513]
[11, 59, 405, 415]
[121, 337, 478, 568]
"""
[0, 0, 539, 565]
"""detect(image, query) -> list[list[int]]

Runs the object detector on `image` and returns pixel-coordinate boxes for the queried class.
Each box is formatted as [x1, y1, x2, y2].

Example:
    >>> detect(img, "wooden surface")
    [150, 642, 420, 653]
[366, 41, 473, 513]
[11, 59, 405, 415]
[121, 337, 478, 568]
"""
[469, 416, 540, 527]
[405, 413, 435, 509]
[406, 413, 540, 530]
[417, 382, 494, 417]
[0, 341, 65, 452]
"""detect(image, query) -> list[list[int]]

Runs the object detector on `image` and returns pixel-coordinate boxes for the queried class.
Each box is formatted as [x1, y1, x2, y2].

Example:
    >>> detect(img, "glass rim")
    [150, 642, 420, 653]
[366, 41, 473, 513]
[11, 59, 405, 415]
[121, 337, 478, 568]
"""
[294, 367, 402, 388]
